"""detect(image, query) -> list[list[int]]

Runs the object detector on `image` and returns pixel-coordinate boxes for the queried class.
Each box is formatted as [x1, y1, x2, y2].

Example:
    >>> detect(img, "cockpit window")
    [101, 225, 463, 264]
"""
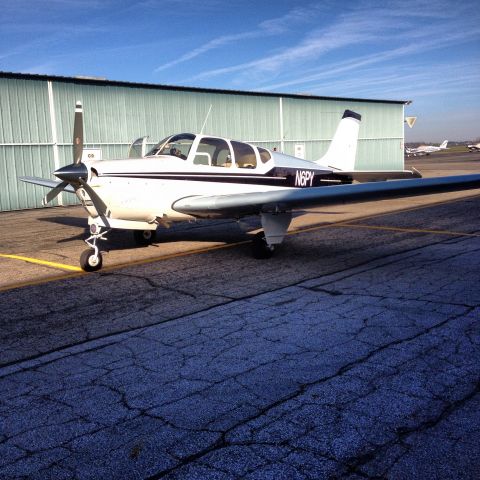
[194, 137, 232, 167]
[258, 147, 271, 163]
[146, 133, 195, 159]
[231, 141, 256, 169]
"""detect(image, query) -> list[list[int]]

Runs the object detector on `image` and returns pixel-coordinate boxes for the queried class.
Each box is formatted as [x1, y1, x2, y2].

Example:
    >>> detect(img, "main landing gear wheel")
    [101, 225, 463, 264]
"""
[80, 248, 103, 272]
[133, 229, 156, 246]
[251, 231, 275, 259]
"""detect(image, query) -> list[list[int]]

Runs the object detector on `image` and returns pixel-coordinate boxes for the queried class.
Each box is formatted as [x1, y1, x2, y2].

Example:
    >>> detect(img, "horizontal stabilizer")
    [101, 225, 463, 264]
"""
[19, 176, 75, 193]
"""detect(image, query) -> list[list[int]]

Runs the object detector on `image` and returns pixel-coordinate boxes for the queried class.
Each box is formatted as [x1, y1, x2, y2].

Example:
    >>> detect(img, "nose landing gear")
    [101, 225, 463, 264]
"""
[80, 248, 103, 272]
[80, 225, 109, 272]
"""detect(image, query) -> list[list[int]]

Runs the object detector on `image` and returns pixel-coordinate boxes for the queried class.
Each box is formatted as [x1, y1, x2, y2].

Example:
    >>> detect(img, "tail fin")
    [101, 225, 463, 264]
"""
[316, 110, 361, 171]
[440, 140, 448, 149]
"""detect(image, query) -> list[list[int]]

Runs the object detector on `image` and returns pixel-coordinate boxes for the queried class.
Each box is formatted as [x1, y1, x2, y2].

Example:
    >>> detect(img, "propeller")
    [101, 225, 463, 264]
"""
[42, 102, 108, 220]
[42, 181, 69, 206]
[42, 101, 85, 205]
[78, 179, 108, 216]
[73, 101, 84, 165]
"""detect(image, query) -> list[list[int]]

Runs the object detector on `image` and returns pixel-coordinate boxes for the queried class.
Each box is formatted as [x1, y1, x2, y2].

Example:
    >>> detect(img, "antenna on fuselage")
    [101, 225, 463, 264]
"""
[200, 104, 212, 135]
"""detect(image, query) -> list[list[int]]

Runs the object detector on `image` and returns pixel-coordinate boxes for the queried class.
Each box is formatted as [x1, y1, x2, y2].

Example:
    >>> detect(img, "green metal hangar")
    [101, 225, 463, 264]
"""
[0, 71, 408, 212]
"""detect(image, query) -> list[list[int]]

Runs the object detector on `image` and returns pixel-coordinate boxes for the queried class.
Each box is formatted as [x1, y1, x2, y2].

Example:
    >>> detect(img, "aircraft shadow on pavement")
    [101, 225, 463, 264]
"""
[39, 215, 89, 228]
[37, 210, 348, 251]
[102, 211, 348, 253]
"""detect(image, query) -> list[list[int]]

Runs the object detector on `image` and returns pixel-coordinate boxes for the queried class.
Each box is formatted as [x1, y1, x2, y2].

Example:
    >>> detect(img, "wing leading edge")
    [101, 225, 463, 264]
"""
[19, 176, 76, 193]
[172, 174, 480, 218]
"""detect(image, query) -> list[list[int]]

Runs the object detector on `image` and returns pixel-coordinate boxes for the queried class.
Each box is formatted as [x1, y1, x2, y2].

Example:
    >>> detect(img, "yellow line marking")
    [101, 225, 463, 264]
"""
[330, 224, 480, 237]
[0, 242, 249, 292]
[101, 240, 251, 272]
[331, 191, 480, 224]
[290, 192, 480, 237]
[1, 191, 479, 293]
[0, 254, 83, 272]
[0, 272, 83, 293]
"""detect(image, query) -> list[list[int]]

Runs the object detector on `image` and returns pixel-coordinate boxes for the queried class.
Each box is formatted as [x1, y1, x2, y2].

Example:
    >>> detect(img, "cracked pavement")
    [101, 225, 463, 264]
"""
[0, 197, 479, 479]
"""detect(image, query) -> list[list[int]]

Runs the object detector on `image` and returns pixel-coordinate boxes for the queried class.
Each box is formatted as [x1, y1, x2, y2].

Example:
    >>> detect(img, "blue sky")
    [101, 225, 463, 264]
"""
[1, 0, 479, 141]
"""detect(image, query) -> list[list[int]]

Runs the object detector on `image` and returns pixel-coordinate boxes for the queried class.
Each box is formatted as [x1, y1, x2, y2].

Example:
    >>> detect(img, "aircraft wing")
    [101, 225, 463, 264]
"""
[19, 176, 75, 193]
[173, 174, 480, 218]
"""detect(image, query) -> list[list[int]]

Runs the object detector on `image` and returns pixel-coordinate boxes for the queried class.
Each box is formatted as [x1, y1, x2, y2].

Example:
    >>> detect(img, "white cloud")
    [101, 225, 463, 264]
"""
[259, 28, 480, 93]
[153, 4, 321, 73]
[188, 0, 480, 88]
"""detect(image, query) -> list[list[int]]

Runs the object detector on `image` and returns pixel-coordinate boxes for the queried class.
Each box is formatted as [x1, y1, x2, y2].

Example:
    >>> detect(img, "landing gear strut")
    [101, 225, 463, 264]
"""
[80, 226, 109, 272]
[251, 231, 275, 259]
[251, 211, 292, 260]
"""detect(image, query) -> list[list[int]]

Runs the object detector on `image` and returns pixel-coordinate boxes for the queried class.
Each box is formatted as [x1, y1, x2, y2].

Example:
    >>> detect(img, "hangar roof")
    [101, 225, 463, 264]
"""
[0, 71, 410, 105]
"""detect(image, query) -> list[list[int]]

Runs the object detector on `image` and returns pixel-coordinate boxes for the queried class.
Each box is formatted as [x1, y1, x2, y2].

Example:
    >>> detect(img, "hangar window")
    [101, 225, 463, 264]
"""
[194, 137, 232, 167]
[231, 141, 256, 169]
[258, 147, 271, 163]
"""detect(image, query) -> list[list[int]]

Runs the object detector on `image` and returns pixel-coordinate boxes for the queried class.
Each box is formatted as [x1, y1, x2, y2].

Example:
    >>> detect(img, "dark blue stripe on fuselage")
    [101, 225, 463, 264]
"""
[97, 167, 352, 188]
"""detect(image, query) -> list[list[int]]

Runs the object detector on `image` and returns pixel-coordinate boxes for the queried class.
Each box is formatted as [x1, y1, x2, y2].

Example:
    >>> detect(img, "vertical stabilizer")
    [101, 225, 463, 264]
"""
[440, 140, 448, 149]
[316, 110, 361, 171]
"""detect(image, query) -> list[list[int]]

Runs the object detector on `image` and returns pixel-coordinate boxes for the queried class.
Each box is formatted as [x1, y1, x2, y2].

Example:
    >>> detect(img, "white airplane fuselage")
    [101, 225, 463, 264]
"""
[406, 141, 448, 157]
[79, 148, 337, 231]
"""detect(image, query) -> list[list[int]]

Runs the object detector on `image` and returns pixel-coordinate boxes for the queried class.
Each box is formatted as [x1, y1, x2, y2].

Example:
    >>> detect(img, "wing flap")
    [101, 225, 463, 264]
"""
[172, 174, 480, 218]
[334, 168, 422, 182]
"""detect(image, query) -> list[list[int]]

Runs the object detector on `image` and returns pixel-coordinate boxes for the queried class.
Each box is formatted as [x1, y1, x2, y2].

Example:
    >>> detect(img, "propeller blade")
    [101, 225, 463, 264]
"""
[79, 179, 109, 217]
[73, 101, 84, 165]
[42, 181, 69, 205]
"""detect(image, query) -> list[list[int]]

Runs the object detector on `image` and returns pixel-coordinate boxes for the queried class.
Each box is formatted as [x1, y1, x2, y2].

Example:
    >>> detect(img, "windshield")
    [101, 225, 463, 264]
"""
[146, 133, 195, 159]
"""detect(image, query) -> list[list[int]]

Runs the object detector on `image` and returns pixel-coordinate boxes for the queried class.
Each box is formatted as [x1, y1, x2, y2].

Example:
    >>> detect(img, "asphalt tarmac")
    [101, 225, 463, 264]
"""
[0, 152, 479, 479]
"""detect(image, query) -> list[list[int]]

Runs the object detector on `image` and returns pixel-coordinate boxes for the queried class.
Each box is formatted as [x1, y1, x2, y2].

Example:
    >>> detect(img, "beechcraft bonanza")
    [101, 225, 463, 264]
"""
[405, 140, 448, 157]
[20, 103, 480, 271]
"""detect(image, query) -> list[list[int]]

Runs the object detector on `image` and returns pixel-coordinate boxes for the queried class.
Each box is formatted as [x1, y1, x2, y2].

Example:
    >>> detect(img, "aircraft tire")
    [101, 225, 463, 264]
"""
[133, 229, 156, 246]
[251, 231, 275, 259]
[80, 248, 103, 272]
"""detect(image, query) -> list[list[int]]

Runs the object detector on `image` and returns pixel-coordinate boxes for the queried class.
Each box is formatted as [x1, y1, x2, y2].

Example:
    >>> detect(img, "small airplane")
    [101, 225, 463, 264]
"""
[405, 140, 448, 157]
[467, 142, 480, 152]
[20, 103, 480, 271]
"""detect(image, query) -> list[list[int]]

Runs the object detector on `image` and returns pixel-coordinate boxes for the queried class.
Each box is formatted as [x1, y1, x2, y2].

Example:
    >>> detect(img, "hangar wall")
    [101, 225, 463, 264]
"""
[0, 72, 406, 211]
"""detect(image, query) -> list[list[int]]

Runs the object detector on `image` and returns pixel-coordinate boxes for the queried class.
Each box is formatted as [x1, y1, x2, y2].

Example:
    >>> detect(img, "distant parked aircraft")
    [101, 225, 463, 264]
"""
[467, 142, 480, 152]
[406, 140, 448, 157]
